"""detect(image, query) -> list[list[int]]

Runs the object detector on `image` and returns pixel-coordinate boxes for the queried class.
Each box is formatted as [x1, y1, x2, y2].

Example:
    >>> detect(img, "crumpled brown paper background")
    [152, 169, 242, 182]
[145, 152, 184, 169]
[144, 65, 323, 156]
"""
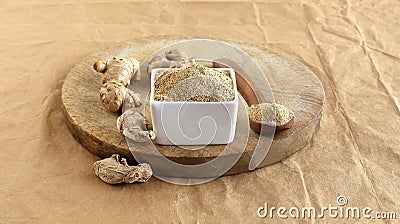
[0, 0, 399, 223]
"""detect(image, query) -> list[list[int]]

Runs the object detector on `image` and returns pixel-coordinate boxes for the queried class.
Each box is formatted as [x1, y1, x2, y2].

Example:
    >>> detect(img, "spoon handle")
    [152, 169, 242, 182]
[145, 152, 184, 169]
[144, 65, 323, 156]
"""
[213, 58, 266, 106]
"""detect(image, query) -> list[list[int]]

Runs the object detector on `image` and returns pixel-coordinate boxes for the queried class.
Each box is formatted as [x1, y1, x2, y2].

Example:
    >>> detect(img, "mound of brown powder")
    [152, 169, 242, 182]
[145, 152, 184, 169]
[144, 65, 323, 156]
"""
[248, 103, 294, 126]
[153, 63, 235, 102]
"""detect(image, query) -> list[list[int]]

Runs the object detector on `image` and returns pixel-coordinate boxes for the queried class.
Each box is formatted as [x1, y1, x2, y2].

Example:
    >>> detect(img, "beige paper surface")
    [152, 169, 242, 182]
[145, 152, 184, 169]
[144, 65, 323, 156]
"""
[0, 0, 399, 223]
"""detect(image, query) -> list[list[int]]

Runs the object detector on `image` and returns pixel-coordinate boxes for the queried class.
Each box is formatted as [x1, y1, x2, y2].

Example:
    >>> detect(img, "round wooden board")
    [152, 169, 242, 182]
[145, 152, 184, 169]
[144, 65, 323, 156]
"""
[62, 36, 324, 177]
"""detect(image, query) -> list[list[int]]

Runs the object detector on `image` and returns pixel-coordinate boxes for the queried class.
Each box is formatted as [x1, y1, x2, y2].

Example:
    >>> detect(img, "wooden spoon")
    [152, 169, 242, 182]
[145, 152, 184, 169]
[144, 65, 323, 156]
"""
[213, 58, 294, 134]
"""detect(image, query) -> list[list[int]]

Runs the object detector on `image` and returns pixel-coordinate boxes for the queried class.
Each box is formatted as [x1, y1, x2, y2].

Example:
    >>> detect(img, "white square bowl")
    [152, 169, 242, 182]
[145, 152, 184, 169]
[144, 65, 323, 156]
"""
[150, 67, 238, 146]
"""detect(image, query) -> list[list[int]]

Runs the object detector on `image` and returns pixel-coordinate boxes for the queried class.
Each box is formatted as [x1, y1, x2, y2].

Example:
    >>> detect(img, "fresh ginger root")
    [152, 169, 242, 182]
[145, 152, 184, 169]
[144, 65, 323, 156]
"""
[147, 49, 195, 75]
[94, 57, 141, 112]
[117, 108, 156, 142]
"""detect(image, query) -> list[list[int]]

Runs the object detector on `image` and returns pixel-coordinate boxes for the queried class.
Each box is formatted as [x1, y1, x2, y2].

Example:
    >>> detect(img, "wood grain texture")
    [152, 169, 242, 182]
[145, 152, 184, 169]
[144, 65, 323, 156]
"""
[61, 36, 325, 177]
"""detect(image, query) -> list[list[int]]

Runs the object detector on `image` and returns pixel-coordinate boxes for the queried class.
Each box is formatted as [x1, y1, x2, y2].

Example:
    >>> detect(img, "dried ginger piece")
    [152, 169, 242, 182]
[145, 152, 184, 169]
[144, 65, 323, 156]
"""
[147, 49, 195, 75]
[93, 154, 152, 184]
[94, 57, 141, 112]
[117, 108, 155, 142]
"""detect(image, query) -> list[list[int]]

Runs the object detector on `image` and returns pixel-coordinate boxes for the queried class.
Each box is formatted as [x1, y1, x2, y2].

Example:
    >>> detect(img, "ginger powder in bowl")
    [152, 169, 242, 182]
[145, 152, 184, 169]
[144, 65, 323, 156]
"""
[150, 64, 238, 146]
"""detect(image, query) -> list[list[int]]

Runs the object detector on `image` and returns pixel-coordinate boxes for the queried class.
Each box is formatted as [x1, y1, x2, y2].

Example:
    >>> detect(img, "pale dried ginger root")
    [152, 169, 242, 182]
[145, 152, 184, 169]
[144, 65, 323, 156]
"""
[147, 49, 195, 75]
[117, 108, 155, 142]
[94, 57, 142, 112]
[93, 154, 152, 184]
